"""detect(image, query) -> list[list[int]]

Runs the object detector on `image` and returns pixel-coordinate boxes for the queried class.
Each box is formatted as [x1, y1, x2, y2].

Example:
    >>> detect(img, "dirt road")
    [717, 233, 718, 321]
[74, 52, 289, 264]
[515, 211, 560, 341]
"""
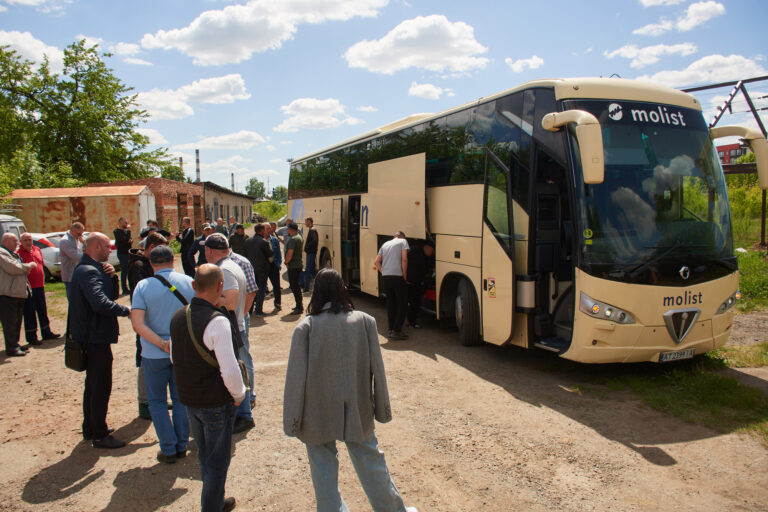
[1, 282, 767, 511]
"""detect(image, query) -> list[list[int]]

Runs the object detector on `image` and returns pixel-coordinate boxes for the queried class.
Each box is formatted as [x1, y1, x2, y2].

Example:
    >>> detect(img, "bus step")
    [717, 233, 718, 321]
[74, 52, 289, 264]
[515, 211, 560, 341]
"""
[534, 337, 570, 354]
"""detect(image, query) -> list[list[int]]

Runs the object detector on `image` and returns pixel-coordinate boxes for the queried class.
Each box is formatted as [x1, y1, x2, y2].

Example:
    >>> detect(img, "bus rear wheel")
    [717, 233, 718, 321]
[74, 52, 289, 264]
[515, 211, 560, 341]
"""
[456, 278, 482, 346]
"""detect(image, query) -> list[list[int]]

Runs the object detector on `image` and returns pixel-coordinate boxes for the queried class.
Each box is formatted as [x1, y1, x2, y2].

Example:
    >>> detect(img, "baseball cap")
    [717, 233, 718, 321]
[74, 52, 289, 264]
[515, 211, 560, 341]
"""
[202, 232, 229, 249]
[201, 223, 211, 230]
[149, 245, 174, 264]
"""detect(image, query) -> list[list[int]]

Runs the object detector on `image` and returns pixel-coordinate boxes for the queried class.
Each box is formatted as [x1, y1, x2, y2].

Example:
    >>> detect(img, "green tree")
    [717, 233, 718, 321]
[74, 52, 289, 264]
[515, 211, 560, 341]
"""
[271, 184, 288, 202]
[160, 164, 187, 182]
[0, 40, 177, 186]
[246, 177, 265, 198]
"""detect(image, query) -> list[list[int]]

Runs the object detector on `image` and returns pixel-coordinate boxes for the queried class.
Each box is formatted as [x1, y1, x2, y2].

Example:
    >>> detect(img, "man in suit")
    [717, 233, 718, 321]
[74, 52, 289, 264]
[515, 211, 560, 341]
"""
[244, 223, 273, 316]
[176, 217, 195, 277]
[70, 232, 131, 448]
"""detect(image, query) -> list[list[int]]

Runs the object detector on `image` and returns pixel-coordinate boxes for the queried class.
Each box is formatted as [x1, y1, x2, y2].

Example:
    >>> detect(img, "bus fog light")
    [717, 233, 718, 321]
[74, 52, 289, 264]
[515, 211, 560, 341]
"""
[717, 290, 740, 314]
[580, 292, 635, 324]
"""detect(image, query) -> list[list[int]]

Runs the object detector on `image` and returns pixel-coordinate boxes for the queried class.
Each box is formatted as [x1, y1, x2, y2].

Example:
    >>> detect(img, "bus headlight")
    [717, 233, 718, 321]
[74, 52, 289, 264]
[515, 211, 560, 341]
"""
[580, 292, 635, 324]
[716, 290, 741, 314]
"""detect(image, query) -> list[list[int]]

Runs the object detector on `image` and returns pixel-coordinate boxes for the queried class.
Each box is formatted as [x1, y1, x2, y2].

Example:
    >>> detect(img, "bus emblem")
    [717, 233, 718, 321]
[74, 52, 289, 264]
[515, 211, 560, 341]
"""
[608, 103, 623, 121]
[663, 308, 700, 344]
[679, 266, 690, 280]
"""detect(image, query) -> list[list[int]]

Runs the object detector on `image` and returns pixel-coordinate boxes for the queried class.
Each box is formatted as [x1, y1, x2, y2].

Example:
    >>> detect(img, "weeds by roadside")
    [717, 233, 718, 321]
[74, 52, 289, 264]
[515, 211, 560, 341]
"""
[709, 342, 768, 368]
[736, 249, 768, 312]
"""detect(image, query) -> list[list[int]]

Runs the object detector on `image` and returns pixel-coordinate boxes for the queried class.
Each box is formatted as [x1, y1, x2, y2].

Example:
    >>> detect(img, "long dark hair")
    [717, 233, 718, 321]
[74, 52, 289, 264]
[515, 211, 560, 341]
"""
[307, 268, 354, 315]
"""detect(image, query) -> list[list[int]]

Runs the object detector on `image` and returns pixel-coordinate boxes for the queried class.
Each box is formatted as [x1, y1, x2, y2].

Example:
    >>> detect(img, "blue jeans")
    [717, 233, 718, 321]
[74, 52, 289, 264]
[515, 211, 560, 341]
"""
[301, 253, 317, 291]
[23, 286, 53, 342]
[188, 402, 236, 512]
[253, 274, 268, 314]
[235, 329, 253, 420]
[117, 253, 131, 295]
[305, 430, 407, 512]
[142, 357, 189, 456]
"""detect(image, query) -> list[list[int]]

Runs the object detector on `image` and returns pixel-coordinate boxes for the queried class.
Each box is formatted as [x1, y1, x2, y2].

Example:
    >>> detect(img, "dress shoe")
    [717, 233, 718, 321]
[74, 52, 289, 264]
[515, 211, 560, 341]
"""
[20, 345, 30, 352]
[92, 434, 126, 449]
[6, 348, 27, 357]
[289, 308, 303, 315]
[223, 497, 236, 512]
[157, 451, 177, 464]
[83, 427, 115, 440]
[26, 339, 43, 346]
[42, 332, 61, 340]
[232, 417, 255, 434]
[176, 449, 188, 459]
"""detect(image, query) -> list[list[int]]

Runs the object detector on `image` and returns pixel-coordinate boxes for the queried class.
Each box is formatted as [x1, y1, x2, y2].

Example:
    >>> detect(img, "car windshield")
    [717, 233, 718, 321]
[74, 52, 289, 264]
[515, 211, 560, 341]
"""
[563, 99, 734, 279]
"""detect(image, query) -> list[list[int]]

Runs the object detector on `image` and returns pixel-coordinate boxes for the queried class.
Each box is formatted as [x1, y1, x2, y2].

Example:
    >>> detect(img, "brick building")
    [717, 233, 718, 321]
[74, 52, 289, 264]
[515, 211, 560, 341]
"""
[89, 178, 204, 234]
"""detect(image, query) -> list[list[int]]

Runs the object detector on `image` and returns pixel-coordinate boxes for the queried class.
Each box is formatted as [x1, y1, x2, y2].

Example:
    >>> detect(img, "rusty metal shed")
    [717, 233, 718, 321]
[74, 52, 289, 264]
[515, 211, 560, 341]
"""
[6, 186, 156, 239]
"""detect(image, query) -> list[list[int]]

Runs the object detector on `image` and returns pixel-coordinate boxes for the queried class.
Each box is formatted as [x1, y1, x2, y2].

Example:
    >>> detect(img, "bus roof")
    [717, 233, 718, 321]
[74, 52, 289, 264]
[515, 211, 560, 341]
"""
[291, 77, 701, 165]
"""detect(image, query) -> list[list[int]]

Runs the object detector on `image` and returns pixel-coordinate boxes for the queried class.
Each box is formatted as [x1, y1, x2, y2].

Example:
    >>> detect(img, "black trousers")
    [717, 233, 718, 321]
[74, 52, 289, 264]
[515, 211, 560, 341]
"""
[288, 268, 302, 310]
[407, 283, 424, 325]
[83, 343, 113, 439]
[268, 265, 281, 307]
[0, 295, 25, 352]
[383, 275, 408, 332]
[24, 286, 53, 342]
[182, 253, 195, 278]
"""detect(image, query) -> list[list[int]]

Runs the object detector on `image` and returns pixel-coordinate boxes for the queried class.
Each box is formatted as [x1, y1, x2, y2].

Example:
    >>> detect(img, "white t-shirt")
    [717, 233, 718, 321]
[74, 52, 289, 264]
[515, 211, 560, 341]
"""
[217, 257, 247, 332]
[378, 237, 409, 276]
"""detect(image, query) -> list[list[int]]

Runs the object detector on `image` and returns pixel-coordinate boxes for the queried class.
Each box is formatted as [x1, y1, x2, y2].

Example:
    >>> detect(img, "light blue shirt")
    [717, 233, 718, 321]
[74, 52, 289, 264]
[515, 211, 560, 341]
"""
[131, 268, 195, 359]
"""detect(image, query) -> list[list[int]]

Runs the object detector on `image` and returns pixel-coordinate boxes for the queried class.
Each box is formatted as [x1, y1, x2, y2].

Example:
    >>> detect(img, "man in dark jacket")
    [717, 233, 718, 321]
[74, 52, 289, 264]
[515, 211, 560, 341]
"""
[70, 232, 131, 449]
[244, 223, 273, 316]
[113, 217, 132, 295]
[301, 217, 318, 292]
[228, 224, 247, 257]
[189, 224, 212, 268]
[176, 217, 195, 277]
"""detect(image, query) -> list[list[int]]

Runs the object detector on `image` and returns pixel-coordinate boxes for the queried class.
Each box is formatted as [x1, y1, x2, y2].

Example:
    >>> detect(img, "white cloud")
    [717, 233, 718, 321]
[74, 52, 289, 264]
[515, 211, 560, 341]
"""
[344, 15, 488, 75]
[505, 55, 544, 73]
[175, 130, 266, 151]
[137, 74, 250, 120]
[124, 57, 153, 66]
[408, 82, 452, 100]
[604, 42, 697, 68]
[639, 0, 686, 6]
[636, 54, 768, 87]
[0, 0, 72, 13]
[135, 128, 168, 145]
[357, 105, 378, 112]
[111, 42, 141, 56]
[0, 30, 64, 73]
[274, 98, 361, 132]
[141, 0, 388, 66]
[241, 169, 280, 179]
[634, 1, 725, 36]
[206, 155, 251, 170]
[75, 34, 104, 48]
[266, 145, 277, 151]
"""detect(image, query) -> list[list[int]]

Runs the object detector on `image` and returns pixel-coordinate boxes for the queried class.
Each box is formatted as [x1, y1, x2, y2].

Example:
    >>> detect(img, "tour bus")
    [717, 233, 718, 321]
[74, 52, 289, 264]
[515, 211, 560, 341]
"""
[287, 77, 768, 363]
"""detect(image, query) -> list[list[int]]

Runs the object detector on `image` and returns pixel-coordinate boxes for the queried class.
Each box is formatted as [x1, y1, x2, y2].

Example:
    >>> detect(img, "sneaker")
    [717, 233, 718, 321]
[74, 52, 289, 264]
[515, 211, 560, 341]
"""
[223, 497, 237, 512]
[233, 417, 255, 434]
[6, 348, 27, 357]
[92, 435, 126, 449]
[405, 507, 419, 512]
[157, 451, 177, 464]
[409, 323, 422, 329]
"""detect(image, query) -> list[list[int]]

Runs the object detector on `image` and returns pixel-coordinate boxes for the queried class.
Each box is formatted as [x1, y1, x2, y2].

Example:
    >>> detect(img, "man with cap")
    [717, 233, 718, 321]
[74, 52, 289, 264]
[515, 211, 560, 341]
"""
[189, 223, 213, 268]
[228, 224, 247, 257]
[374, 231, 410, 340]
[131, 245, 195, 463]
[203, 233, 255, 433]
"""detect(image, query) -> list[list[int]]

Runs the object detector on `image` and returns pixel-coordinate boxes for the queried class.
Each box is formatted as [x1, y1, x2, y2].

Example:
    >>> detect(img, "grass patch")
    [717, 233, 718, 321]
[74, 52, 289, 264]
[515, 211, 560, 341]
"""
[582, 358, 768, 443]
[708, 342, 768, 368]
[736, 249, 768, 312]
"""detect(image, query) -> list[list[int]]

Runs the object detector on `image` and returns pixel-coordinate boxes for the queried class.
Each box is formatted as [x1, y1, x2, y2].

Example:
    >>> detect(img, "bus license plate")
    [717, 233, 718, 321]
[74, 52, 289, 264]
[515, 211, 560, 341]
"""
[659, 348, 696, 362]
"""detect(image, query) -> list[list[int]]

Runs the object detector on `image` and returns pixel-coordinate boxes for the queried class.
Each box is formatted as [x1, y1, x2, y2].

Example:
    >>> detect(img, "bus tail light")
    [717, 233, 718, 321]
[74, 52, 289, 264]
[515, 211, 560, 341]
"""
[716, 290, 740, 315]
[580, 292, 635, 324]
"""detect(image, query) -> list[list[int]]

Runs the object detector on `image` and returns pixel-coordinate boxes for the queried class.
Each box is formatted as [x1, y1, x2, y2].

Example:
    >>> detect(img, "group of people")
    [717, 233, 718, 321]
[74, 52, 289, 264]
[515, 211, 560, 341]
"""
[1, 215, 424, 512]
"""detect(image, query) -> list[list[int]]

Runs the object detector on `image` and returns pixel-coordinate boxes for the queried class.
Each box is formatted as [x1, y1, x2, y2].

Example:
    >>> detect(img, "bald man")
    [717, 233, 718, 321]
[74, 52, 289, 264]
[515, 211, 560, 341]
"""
[70, 232, 131, 448]
[0, 233, 36, 356]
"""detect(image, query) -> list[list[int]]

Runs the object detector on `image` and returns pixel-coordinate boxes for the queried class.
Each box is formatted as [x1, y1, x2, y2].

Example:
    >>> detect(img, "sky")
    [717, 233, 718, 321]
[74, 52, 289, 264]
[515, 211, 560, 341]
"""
[1, 0, 766, 194]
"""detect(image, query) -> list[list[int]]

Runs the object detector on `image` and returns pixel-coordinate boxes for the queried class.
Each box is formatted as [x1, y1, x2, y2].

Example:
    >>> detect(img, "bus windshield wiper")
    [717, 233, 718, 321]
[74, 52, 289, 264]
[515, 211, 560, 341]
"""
[626, 239, 702, 278]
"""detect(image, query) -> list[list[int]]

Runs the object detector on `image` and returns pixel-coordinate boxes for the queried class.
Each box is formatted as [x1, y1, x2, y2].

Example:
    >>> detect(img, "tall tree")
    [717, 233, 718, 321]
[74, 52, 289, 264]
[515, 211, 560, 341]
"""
[272, 185, 288, 202]
[246, 177, 266, 199]
[0, 40, 177, 187]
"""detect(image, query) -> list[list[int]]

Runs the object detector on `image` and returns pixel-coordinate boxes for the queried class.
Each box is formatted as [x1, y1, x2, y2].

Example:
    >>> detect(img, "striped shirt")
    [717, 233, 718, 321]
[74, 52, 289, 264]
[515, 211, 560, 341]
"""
[229, 250, 258, 294]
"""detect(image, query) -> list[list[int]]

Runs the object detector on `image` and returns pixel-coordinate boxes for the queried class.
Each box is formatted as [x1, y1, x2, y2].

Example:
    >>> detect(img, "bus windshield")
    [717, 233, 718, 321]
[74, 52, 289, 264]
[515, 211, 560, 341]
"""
[563, 99, 734, 285]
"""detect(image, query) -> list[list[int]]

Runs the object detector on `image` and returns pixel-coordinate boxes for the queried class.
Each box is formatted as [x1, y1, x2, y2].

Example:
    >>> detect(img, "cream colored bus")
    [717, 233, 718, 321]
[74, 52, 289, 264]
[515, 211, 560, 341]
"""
[287, 77, 768, 363]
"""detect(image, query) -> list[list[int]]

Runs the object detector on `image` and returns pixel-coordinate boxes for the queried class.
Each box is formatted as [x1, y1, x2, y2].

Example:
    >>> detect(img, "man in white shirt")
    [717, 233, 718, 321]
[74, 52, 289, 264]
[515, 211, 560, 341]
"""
[374, 231, 410, 340]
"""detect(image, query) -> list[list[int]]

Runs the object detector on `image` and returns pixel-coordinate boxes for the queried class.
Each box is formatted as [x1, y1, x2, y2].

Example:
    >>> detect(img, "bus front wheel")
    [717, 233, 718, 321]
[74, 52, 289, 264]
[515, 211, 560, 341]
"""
[456, 279, 482, 346]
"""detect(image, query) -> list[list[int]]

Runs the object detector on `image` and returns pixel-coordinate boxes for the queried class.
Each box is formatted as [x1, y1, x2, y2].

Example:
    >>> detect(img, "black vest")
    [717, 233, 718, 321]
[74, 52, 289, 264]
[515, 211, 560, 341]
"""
[170, 297, 240, 408]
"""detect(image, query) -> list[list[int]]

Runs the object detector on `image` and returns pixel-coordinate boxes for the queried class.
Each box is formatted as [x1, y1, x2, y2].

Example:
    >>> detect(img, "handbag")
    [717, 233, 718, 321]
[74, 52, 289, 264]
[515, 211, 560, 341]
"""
[185, 305, 251, 392]
[64, 311, 88, 372]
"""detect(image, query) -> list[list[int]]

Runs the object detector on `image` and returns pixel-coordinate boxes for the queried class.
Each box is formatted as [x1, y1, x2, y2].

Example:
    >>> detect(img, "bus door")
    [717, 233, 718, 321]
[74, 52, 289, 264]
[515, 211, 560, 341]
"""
[482, 149, 515, 344]
[332, 198, 342, 274]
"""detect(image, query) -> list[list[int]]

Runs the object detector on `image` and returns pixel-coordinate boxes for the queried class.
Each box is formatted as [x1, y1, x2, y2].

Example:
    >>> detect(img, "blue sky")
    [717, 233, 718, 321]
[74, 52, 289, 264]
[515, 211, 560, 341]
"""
[1, 0, 766, 193]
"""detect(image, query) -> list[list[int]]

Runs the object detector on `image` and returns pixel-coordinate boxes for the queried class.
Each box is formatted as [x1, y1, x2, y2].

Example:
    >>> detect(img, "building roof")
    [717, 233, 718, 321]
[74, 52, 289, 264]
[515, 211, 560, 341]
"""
[8, 185, 149, 199]
[201, 181, 255, 200]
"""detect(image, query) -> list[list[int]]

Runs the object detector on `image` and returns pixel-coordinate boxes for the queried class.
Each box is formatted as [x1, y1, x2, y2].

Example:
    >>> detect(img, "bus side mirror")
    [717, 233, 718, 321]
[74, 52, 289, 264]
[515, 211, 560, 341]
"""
[710, 125, 768, 190]
[542, 110, 604, 184]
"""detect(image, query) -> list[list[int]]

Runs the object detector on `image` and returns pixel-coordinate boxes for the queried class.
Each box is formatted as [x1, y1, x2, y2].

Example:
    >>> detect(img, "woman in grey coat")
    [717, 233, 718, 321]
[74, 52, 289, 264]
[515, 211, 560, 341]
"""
[283, 268, 417, 512]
